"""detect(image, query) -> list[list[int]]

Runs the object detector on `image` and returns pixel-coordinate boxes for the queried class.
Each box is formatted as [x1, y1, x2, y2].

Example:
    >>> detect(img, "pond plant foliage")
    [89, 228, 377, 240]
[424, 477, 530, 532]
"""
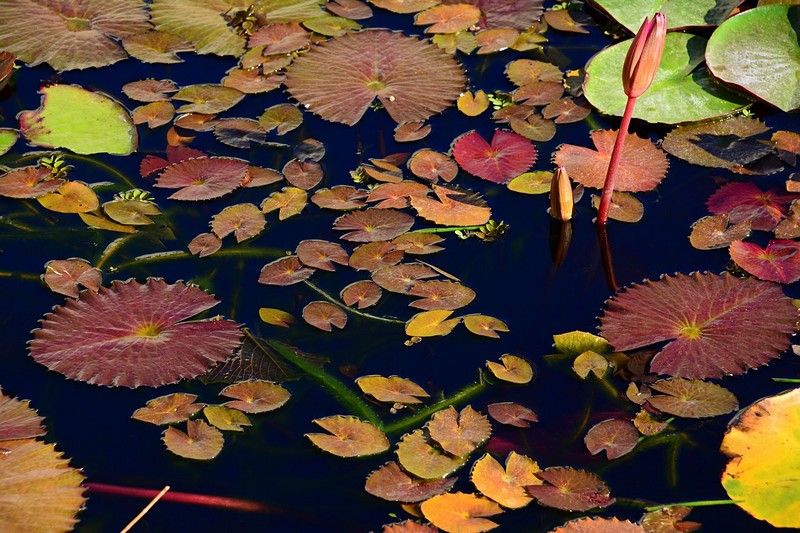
[0, 0, 799, 531]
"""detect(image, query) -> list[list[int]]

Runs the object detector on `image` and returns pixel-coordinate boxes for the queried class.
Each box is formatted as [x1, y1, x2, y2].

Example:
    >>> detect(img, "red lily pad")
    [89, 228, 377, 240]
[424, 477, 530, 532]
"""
[392, 233, 445, 255]
[296, 239, 349, 271]
[408, 280, 476, 310]
[526, 467, 615, 511]
[487, 402, 538, 428]
[599, 272, 796, 379]
[188, 233, 222, 257]
[442, 0, 544, 30]
[155, 157, 249, 201]
[372, 263, 439, 292]
[122, 79, 179, 102]
[706, 182, 795, 231]
[285, 29, 466, 125]
[365, 461, 455, 502]
[42, 258, 102, 298]
[730, 239, 800, 284]
[248, 22, 311, 54]
[29, 279, 243, 388]
[333, 208, 415, 242]
[553, 129, 669, 191]
[326, 0, 373, 19]
[341, 280, 383, 308]
[163, 419, 224, 460]
[210, 203, 266, 242]
[283, 159, 323, 190]
[349, 242, 404, 271]
[258, 256, 315, 286]
[452, 129, 537, 184]
[302, 301, 348, 331]
[584, 419, 639, 460]
[220, 380, 291, 414]
[367, 181, 430, 209]
[0, 166, 62, 198]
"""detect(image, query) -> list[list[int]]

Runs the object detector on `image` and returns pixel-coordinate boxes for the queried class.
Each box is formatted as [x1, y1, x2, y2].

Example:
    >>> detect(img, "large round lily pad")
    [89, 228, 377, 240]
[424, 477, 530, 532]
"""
[587, 0, 740, 32]
[18, 85, 137, 155]
[706, 5, 800, 112]
[584, 32, 750, 124]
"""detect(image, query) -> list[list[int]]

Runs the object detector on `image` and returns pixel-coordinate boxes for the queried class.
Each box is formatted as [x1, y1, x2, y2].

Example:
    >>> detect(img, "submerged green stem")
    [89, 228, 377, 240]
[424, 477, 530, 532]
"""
[384, 377, 488, 435]
[96, 233, 142, 270]
[408, 225, 483, 234]
[110, 247, 286, 271]
[644, 499, 739, 512]
[302, 279, 405, 325]
[261, 334, 382, 428]
[772, 378, 800, 383]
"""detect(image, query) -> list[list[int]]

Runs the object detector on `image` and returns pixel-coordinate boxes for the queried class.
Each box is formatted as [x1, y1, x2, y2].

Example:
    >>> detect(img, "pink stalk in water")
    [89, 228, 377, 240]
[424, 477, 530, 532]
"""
[596, 13, 667, 225]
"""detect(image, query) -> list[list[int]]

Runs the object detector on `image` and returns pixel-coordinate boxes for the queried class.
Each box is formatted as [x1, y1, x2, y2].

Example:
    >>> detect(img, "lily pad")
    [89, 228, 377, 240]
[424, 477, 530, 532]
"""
[0, 390, 45, 441]
[29, 279, 243, 388]
[149, 0, 245, 56]
[302, 301, 348, 331]
[211, 203, 266, 242]
[705, 182, 795, 231]
[427, 405, 491, 456]
[396, 429, 467, 479]
[452, 129, 537, 184]
[306, 415, 389, 457]
[410, 185, 492, 226]
[599, 272, 796, 378]
[356, 375, 430, 404]
[420, 492, 503, 533]
[204, 405, 252, 432]
[647, 378, 738, 418]
[584, 419, 639, 460]
[155, 157, 249, 200]
[365, 461, 455, 502]
[220, 380, 291, 414]
[586, 0, 739, 32]
[730, 239, 800, 284]
[42, 258, 102, 298]
[285, 29, 466, 125]
[471, 452, 541, 509]
[341, 280, 383, 308]
[527, 467, 615, 512]
[349, 242, 404, 271]
[584, 32, 750, 124]
[706, 5, 800, 112]
[333, 208, 415, 242]
[131, 393, 206, 425]
[487, 402, 538, 428]
[163, 419, 224, 460]
[19, 85, 137, 155]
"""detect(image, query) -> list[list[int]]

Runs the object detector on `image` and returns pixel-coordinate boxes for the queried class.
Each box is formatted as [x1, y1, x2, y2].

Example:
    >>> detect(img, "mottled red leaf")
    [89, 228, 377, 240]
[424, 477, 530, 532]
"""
[296, 239, 349, 271]
[155, 157, 249, 200]
[188, 232, 222, 257]
[706, 182, 795, 231]
[131, 393, 205, 425]
[730, 239, 800, 283]
[333, 208, 415, 242]
[0, 166, 62, 198]
[372, 263, 438, 292]
[527, 467, 615, 511]
[283, 159, 323, 190]
[366, 461, 455, 502]
[29, 279, 242, 388]
[408, 280, 476, 310]
[42, 258, 102, 298]
[452, 129, 537, 184]
[311, 185, 368, 210]
[258, 256, 315, 286]
[584, 419, 639, 460]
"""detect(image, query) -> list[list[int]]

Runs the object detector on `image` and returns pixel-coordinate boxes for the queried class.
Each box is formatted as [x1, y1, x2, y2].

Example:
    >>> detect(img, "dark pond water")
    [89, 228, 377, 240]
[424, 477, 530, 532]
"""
[0, 4, 797, 533]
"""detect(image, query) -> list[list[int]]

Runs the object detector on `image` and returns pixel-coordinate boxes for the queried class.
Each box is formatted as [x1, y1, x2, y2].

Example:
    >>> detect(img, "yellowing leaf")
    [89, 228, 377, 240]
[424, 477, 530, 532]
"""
[463, 314, 509, 338]
[410, 184, 492, 226]
[553, 330, 609, 356]
[405, 310, 461, 337]
[306, 415, 389, 457]
[220, 380, 291, 414]
[203, 405, 252, 432]
[420, 492, 503, 533]
[396, 429, 467, 479]
[261, 187, 308, 220]
[427, 406, 491, 456]
[37, 182, 99, 213]
[507, 171, 552, 194]
[572, 350, 609, 379]
[486, 354, 533, 384]
[721, 388, 800, 528]
[471, 452, 541, 509]
[258, 307, 296, 327]
[356, 375, 430, 404]
[132, 393, 205, 425]
[458, 90, 490, 116]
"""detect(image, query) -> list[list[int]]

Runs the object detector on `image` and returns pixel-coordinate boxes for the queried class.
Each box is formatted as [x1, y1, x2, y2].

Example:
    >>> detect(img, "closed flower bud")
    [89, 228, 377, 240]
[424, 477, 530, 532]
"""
[622, 13, 667, 98]
[549, 166, 573, 222]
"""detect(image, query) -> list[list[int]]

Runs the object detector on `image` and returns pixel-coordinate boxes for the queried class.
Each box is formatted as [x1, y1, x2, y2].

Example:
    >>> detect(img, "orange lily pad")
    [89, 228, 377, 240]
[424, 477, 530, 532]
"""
[203, 405, 252, 432]
[220, 380, 290, 414]
[408, 150, 459, 183]
[261, 187, 308, 220]
[414, 4, 481, 33]
[373, 263, 439, 292]
[349, 242, 405, 271]
[551, 517, 646, 533]
[689, 214, 751, 250]
[458, 90, 490, 117]
[486, 402, 538, 428]
[405, 310, 461, 337]
[306, 415, 389, 457]
[258, 256, 315, 286]
[211, 203, 266, 242]
[302, 301, 348, 331]
[486, 354, 533, 384]
[647, 378, 738, 418]
[396, 429, 467, 479]
[258, 308, 296, 327]
[123, 79, 178, 102]
[392, 233, 445, 255]
[471, 451, 541, 508]
[37, 181, 99, 213]
[463, 314, 509, 338]
[296, 239, 349, 271]
[312, 185, 368, 210]
[427, 405, 491, 456]
[408, 280, 476, 310]
[410, 184, 492, 226]
[526, 467, 615, 511]
[356, 375, 430, 404]
[334, 208, 415, 242]
[163, 419, 224, 460]
[367, 181, 430, 209]
[420, 492, 503, 533]
[365, 461, 456, 502]
[131, 393, 206, 425]
[341, 280, 383, 308]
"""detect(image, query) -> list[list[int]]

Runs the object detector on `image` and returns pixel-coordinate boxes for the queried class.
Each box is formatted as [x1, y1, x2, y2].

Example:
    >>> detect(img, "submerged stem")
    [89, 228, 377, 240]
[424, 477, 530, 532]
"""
[109, 246, 285, 271]
[408, 225, 483, 234]
[644, 499, 739, 512]
[302, 279, 405, 325]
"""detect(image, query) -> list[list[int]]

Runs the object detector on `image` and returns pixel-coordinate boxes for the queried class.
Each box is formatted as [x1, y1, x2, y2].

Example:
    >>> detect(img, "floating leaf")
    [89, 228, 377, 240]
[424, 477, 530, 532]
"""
[123, 79, 179, 102]
[706, 182, 795, 231]
[173, 84, 245, 114]
[19, 85, 137, 155]
[730, 239, 800, 284]
[647, 378, 738, 418]
[471, 452, 541, 509]
[583, 32, 749, 124]
[156, 157, 249, 201]
[420, 492, 503, 533]
[312, 185, 368, 210]
[304, 15, 361, 36]
[527, 467, 615, 511]
[259, 103, 304, 135]
[383, 520, 439, 533]
[369, 0, 440, 13]
[0, 438, 86, 531]
[341, 280, 383, 308]
[486, 402, 538, 428]
[285, 29, 466, 125]
[395, 121, 432, 142]
[551, 517, 646, 533]
[201, 336, 315, 385]
[78, 212, 137, 234]
[396, 429, 467, 479]
[408, 280, 476, 311]
[444, 0, 544, 30]
[363, 158, 403, 183]
[133, 101, 176, 128]
[639, 506, 698, 533]
[37, 181, 99, 213]
[584, 419, 639, 460]
[150, 0, 244, 56]
[411, 185, 492, 226]
[427, 406, 491, 456]
[334, 208, 415, 242]
[572, 351, 609, 380]
[475, 28, 519, 54]
[203, 405, 252, 432]
[374, 263, 439, 292]
[163, 419, 224, 460]
[365, 461, 456, 502]
[211, 203, 266, 242]
[0, 390, 45, 441]
[249, 21, 311, 53]
[507, 171, 552, 195]
[258, 308, 295, 328]
[302, 301, 348, 331]
[463, 314, 509, 338]
[458, 90, 490, 117]
[506, 59, 562, 86]
[486, 354, 533, 384]
[393, 233, 445, 255]
[368, 182, 430, 209]
[599, 272, 796, 378]
[408, 150, 459, 183]
[261, 187, 308, 220]
[122, 30, 194, 64]
[590, 192, 644, 223]
[132, 393, 206, 425]
[356, 375, 430, 404]
[0, 166, 60, 198]
[706, 5, 800, 112]
[306, 415, 389, 457]
[689, 214, 751, 250]
[42, 258, 102, 298]
[553, 330, 610, 356]
[283, 159, 323, 190]
[188, 232, 222, 257]
[103, 198, 162, 226]
[220, 380, 291, 414]
[296, 239, 349, 271]
[258, 256, 315, 286]
[553, 129, 668, 191]
[405, 310, 461, 337]
[212, 118, 266, 148]
[415, 4, 482, 33]
[349, 242, 404, 271]
[0, 0, 149, 70]
[223, 69, 285, 94]
[326, 0, 373, 19]
[29, 279, 242, 388]
[452, 129, 537, 184]
[721, 388, 800, 528]
[543, 8, 590, 34]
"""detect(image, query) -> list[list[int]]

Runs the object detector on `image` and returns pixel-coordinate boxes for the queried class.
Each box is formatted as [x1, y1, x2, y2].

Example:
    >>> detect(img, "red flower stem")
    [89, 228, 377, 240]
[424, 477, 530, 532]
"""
[596, 95, 638, 225]
[85, 482, 279, 514]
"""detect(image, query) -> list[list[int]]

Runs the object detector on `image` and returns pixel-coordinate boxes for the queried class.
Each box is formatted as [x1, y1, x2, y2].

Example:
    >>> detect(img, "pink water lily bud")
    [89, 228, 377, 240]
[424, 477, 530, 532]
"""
[622, 13, 667, 98]
[549, 166, 574, 222]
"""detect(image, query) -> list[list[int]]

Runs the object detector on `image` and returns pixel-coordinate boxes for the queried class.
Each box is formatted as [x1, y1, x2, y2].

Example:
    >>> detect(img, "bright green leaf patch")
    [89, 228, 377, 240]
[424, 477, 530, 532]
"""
[18, 85, 138, 155]
[587, 0, 740, 32]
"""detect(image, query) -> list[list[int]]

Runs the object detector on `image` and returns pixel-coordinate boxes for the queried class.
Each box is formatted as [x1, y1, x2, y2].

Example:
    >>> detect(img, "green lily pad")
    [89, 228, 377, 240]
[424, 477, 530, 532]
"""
[584, 32, 750, 124]
[0, 128, 18, 156]
[706, 5, 800, 112]
[18, 85, 137, 155]
[587, 0, 740, 32]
